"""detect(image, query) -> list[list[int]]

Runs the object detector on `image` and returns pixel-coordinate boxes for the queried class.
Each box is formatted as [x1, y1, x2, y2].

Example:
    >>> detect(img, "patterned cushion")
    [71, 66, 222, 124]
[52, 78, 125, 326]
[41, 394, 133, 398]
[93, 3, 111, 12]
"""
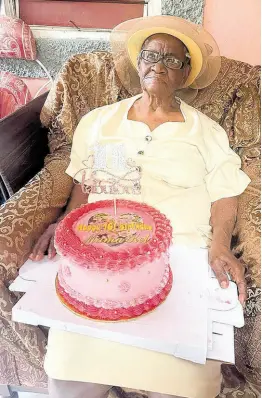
[0, 16, 37, 60]
[0, 71, 31, 119]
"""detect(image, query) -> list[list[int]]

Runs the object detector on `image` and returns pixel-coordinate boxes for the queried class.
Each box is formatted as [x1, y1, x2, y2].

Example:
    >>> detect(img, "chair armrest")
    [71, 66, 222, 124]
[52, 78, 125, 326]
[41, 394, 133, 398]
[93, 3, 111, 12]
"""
[0, 93, 49, 199]
[0, 147, 73, 284]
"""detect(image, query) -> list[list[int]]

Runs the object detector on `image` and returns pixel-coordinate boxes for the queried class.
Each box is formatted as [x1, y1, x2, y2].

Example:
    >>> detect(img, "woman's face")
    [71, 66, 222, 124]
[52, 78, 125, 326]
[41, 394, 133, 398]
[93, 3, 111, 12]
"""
[138, 33, 191, 97]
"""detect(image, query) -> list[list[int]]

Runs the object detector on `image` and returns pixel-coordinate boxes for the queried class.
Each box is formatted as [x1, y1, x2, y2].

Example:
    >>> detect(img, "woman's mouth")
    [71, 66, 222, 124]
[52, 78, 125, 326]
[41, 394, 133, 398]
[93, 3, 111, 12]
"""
[145, 75, 166, 82]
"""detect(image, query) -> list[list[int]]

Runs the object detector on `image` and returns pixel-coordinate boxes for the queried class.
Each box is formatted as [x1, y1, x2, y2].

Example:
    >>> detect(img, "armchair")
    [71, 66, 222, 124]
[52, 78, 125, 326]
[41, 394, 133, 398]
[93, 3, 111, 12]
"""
[0, 51, 260, 397]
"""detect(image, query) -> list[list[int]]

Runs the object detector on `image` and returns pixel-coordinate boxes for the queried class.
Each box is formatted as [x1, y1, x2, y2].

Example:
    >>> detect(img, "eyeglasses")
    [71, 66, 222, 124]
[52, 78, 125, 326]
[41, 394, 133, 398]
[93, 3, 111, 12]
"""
[140, 50, 191, 70]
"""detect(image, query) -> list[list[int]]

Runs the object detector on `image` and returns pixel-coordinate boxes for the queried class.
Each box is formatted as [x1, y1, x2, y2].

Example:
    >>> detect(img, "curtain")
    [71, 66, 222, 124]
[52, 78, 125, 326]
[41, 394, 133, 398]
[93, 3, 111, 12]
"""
[3, 0, 19, 18]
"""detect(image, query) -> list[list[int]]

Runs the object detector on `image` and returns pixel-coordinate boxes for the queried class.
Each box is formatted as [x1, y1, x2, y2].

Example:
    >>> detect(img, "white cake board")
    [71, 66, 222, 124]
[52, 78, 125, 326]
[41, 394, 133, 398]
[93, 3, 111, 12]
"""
[12, 246, 241, 364]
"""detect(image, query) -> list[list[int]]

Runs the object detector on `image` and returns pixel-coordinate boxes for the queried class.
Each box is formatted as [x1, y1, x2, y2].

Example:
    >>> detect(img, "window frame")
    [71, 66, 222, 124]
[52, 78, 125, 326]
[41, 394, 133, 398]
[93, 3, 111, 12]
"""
[2, 0, 161, 39]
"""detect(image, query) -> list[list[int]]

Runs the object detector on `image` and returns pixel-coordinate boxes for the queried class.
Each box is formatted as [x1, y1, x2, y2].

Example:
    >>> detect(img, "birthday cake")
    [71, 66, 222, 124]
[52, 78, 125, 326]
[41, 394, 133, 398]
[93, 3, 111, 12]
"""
[55, 199, 173, 321]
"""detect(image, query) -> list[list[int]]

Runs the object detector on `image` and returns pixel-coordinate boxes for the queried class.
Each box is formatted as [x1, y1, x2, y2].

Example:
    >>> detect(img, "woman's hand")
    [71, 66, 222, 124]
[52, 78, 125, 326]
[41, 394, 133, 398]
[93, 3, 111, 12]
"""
[29, 185, 89, 262]
[208, 242, 247, 306]
[29, 223, 58, 261]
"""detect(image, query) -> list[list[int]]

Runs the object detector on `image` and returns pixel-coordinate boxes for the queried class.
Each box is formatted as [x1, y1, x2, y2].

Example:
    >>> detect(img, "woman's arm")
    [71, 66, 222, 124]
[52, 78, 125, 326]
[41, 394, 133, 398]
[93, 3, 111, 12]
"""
[209, 196, 246, 305]
[30, 109, 100, 261]
[59, 184, 88, 220]
[29, 184, 88, 261]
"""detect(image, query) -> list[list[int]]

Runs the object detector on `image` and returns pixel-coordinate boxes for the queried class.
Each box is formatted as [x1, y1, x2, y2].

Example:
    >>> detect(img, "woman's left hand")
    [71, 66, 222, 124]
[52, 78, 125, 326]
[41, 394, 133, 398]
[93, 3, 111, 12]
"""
[208, 242, 247, 306]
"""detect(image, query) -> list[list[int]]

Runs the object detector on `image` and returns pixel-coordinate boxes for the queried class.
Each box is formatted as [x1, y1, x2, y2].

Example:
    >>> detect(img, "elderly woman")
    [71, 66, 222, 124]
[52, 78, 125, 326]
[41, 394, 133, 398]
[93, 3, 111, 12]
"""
[30, 16, 250, 398]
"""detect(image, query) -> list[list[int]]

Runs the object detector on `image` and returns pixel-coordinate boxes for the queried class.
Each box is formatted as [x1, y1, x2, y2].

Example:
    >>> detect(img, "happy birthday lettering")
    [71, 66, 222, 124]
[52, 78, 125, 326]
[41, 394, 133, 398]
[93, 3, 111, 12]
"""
[77, 222, 152, 233]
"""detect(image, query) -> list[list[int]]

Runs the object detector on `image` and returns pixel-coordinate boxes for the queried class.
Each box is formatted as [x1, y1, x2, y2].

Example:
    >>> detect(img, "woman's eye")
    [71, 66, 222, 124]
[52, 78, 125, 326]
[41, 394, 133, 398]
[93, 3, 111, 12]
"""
[166, 57, 180, 65]
[147, 53, 157, 61]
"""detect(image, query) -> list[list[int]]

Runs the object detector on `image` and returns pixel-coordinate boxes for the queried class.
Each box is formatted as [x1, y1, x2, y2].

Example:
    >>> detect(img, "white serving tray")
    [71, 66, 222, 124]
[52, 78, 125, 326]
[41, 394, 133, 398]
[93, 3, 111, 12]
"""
[12, 246, 242, 364]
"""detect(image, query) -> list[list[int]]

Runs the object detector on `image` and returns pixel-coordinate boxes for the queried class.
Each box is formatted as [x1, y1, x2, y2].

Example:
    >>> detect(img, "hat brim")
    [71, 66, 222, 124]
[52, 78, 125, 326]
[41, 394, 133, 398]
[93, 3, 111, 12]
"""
[110, 16, 221, 101]
[127, 26, 203, 87]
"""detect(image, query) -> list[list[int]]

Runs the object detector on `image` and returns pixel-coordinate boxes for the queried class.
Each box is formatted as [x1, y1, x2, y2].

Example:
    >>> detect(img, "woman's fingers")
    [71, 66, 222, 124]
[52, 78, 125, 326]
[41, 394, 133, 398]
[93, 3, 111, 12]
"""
[32, 233, 51, 260]
[29, 225, 55, 261]
[29, 238, 45, 261]
[210, 258, 229, 289]
[237, 281, 247, 306]
[221, 253, 247, 305]
[48, 236, 57, 259]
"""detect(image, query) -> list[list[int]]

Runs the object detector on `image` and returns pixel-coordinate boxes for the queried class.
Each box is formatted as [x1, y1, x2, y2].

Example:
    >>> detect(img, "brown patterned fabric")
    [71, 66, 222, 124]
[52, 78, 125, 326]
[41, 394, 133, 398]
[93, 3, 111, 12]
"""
[0, 52, 260, 397]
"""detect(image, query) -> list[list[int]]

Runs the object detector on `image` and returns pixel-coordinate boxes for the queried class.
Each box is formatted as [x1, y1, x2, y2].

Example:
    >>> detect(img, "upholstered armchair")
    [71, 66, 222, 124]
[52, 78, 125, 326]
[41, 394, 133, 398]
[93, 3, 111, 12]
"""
[0, 52, 260, 398]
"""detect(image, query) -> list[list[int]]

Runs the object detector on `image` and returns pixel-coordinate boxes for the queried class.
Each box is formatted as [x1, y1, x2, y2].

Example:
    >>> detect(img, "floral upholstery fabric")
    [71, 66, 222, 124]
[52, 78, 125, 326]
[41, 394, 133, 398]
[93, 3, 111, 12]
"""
[0, 52, 260, 397]
[0, 16, 37, 60]
[0, 70, 32, 119]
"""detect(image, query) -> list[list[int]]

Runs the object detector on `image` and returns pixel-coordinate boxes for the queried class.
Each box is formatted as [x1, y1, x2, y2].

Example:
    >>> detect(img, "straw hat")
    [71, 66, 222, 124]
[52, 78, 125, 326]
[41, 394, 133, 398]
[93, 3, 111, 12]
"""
[110, 16, 221, 101]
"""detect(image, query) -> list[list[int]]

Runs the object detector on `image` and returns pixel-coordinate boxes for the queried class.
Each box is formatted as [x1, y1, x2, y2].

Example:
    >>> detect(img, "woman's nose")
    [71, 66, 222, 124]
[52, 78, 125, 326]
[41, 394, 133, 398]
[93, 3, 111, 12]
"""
[151, 60, 166, 73]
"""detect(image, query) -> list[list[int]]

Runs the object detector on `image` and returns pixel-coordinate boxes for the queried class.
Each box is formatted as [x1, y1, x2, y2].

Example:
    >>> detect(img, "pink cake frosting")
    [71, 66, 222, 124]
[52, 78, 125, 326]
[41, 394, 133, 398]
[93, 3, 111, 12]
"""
[55, 199, 173, 321]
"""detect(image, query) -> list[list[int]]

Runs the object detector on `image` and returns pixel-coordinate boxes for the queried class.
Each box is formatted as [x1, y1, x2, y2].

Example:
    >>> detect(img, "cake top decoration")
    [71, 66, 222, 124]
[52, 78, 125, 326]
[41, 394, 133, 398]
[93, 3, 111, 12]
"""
[55, 199, 173, 271]
[73, 143, 142, 196]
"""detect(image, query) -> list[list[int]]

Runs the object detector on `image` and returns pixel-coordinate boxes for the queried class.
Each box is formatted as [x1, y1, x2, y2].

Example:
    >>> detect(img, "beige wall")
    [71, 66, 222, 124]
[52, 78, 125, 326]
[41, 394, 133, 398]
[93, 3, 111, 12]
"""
[204, 0, 261, 65]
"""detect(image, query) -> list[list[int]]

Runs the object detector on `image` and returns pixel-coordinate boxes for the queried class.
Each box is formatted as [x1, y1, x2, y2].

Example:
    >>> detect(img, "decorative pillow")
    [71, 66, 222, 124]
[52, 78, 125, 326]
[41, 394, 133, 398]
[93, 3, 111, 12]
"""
[0, 71, 32, 119]
[0, 16, 37, 60]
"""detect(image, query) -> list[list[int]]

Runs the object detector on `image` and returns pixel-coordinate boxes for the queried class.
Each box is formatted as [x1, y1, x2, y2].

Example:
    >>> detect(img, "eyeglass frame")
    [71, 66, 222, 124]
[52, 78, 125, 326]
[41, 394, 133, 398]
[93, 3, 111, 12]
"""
[139, 49, 191, 70]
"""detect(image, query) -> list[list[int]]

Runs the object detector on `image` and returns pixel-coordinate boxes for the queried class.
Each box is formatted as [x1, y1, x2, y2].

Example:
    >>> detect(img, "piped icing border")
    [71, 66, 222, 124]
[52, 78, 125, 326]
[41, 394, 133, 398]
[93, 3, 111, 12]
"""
[57, 263, 171, 309]
[55, 200, 172, 271]
[56, 268, 173, 321]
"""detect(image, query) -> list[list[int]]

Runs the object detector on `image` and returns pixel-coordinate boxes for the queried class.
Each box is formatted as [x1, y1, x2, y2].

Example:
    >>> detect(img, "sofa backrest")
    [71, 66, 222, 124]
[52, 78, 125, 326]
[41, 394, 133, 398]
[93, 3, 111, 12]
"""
[41, 52, 260, 158]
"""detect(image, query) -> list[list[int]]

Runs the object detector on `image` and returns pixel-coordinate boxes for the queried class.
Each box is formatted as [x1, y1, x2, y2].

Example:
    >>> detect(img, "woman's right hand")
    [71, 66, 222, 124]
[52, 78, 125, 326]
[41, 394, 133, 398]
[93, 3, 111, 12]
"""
[29, 223, 58, 261]
[29, 185, 88, 262]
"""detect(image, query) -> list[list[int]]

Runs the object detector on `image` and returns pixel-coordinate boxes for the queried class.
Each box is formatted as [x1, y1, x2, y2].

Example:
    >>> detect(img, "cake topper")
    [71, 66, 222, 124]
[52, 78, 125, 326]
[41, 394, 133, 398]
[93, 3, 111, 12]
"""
[74, 143, 141, 196]
[73, 143, 142, 216]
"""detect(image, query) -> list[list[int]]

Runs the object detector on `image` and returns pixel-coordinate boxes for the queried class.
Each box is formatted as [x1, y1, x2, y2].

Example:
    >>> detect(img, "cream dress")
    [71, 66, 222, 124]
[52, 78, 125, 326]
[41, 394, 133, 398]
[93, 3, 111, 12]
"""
[44, 95, 250, 398]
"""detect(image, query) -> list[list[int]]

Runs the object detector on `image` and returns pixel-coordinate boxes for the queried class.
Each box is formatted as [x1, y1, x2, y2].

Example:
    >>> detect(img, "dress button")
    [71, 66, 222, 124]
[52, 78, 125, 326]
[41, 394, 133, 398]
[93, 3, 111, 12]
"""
[145, 135, 152, 142]
[138, 150, 144, 155]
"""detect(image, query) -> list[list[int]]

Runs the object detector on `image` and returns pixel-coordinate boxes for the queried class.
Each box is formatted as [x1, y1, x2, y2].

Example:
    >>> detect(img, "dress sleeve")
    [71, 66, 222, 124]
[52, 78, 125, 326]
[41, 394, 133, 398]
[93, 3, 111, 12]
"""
[66, 109, 100, 183]
[203, 121, 251, 203]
